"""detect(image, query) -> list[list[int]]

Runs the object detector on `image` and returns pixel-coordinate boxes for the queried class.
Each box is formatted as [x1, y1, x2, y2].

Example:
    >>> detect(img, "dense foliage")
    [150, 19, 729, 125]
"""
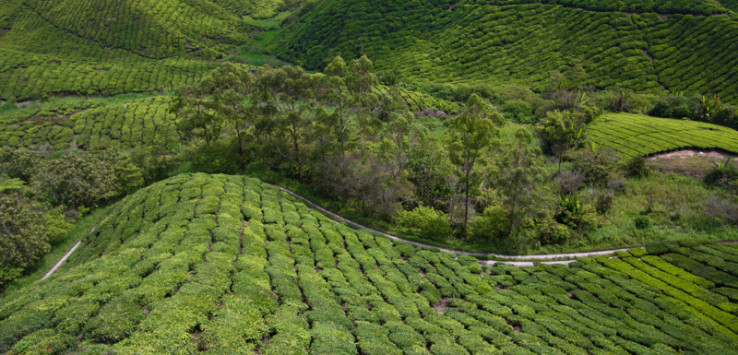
[2, 2, 738, 351]
[1, 173, 737, 353]
[0, 149, 144, 287]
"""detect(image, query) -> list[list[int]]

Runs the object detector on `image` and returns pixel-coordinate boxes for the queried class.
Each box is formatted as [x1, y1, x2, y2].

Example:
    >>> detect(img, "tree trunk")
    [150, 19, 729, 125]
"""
[463, 169, 470, 239]
[292, 120, 300, 166]
[235, 125, 246, 172]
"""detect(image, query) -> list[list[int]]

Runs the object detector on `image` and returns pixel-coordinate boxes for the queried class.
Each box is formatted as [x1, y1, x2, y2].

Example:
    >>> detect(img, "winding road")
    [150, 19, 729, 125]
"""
[266, 183, 641, 266]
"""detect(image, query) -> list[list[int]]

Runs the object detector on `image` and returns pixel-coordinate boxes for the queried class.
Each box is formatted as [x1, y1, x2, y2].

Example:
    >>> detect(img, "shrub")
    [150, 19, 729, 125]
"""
[537, 216, 571, 245]
[572, 149, 618, 187]
[704, 163, 738, 191]
[624, 156, 649, 178]
[595, 192, 613, 214]
[712, 106, 738, 129]
[555, 195, 589, 229]
[649, 95, 699, 119]
[395, 206, 451, 241]
[470, 205, 510, 241]
[606, 178, 627, 193]
[556, 170, 584, 195]
[634, 215, 652, 229]
[502, 100, 534, 123]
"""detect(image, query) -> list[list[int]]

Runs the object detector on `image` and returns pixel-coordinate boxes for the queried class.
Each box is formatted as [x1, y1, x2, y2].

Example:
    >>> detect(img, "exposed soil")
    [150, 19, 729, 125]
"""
[647, 149, 737, 178]
[433, 298, 449, 315]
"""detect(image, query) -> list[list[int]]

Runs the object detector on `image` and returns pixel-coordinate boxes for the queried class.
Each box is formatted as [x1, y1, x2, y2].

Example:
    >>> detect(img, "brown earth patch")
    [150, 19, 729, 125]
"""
[647, 149, 737, 178]
[433, 298, 449, 315]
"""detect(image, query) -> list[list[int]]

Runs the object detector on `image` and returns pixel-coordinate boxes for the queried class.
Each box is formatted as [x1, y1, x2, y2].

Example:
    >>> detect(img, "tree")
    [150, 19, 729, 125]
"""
[170, 81, 223, 146]
[205, 63, 256, 171]
[255, 66, 322, 178]
[0, 191, 73, 288]
[447, 94, 500, 237]
[491, 129, 546, 238]
[32, 151, 120, 208]
[537, 110, 584, 173]
[0, 193, 48, 287]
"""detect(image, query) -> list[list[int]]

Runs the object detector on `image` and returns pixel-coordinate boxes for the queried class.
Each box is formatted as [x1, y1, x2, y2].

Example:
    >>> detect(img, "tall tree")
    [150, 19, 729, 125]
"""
[492, 129, 546, 238]
[447, 94, 500, 237]
[205, 63, 255, 171]
[170, 83, 222, 146]
[254, 66, 321, 179]
[537, 110, 584, 173]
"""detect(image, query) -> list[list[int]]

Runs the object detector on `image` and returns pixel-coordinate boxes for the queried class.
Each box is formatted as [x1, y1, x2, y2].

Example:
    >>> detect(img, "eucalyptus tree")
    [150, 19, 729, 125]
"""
[204, 63, 255, 171]
[447, 94, 501, 237]
[254, 65, 322, 179]
[492, 129, 546, 238]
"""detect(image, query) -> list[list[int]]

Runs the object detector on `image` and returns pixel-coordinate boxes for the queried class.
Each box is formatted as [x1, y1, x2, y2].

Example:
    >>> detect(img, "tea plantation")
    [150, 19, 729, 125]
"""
[270, 0, 738, 101]
[0, 95, 179, 152]
[0, 0, 250, 100]
[587, 113, 738, 158]
[1, 173, 737, 353]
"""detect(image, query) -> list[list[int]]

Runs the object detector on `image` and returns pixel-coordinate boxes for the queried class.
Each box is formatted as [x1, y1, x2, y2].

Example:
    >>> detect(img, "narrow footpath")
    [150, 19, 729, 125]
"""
[40, 240, 81, 281]
[267, 183, 641, 266]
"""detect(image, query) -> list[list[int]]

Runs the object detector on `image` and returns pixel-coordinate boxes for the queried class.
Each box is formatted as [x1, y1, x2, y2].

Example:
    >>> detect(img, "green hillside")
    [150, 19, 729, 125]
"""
[270, 0, 738, 101]
[0, 95, 179, 152]
[0, 0, 255, 100]
[2, 173, 738, 353]
[588, 113, 738, 158]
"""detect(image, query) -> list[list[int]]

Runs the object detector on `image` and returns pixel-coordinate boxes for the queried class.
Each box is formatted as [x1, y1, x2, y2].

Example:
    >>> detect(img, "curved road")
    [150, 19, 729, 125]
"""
[267, 183, 640, 265]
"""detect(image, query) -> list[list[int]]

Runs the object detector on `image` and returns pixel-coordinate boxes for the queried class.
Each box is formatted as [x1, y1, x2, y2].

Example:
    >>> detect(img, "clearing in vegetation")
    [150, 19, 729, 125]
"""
[587, 113, 738, 158]
[1, 173, 737, 354]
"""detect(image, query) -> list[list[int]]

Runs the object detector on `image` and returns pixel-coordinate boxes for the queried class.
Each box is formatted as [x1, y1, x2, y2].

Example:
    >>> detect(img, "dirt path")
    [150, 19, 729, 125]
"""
[267, 183, 641, 264]
[40, 240, 81, 281]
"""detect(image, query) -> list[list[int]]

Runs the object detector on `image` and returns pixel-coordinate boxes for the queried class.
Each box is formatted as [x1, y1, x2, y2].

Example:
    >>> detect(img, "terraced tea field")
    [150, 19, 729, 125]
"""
[0, 0, 247, 100]
[0, 95, 179, 152]
[2, 173, 737, 353]
[271, 0, 738, 101]
[587, 113, 738, 158]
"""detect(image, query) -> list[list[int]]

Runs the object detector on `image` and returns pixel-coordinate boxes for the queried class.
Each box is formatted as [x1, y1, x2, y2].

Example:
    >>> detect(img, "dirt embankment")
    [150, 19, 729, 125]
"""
[647, 149, 737, 178]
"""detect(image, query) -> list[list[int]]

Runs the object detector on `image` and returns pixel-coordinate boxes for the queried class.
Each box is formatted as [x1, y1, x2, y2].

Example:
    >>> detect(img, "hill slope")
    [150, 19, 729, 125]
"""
[0, 0, 253, 100]
[2, 173, 738, 353]
[270, 0, 738, 101]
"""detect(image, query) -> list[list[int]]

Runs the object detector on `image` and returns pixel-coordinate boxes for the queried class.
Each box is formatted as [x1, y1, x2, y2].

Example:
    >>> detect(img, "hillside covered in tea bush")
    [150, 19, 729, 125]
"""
[270, 0, 738, 101]
[2, 173, 738, 354]
[0, 0, 258, 100]
[3, 0, 738, 351]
